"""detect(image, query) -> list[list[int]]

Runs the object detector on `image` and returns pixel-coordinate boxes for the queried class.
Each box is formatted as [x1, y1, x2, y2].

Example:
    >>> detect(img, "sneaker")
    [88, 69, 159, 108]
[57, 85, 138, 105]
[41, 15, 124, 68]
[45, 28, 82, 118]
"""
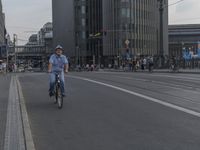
[50, 96, 57, 104]
[49, 91, 54, 97]
[62, 93, 66, 97]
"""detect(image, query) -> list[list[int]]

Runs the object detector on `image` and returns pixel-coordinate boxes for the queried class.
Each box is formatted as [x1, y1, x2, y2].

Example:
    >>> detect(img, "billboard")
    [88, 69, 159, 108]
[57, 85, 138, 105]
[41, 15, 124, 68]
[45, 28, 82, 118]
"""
[183, 42, 200, 60]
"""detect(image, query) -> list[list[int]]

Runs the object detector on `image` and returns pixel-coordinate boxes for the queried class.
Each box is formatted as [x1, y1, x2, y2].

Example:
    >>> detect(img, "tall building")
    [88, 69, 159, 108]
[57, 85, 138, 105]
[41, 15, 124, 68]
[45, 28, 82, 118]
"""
[52, 0, 75, 57]
[52, 0, 168, 66]
[74, 0, 103, 65]
[26, 34, 38, 46]
[103, 0, 168, 65]
[0, 0, 6, 59]
[38, 22, 53, 46]
[0, 0, 5, 45]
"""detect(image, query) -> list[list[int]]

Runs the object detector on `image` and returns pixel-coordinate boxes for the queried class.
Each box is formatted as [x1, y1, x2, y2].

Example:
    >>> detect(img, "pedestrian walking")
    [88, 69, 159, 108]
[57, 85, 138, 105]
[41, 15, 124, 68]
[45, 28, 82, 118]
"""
[143, 58, 147, 70]
[0, 60, 2, 73]
[136, 59, 140, 71]
[141, 58, 145, 71]
[2, 61, 7, 73]
[148, 56, 154, 72]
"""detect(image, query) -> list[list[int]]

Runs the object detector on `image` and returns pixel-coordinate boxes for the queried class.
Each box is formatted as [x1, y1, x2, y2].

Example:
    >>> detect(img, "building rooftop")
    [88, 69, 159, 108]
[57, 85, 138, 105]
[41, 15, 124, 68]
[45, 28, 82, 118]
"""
[169, 24, 200, 36]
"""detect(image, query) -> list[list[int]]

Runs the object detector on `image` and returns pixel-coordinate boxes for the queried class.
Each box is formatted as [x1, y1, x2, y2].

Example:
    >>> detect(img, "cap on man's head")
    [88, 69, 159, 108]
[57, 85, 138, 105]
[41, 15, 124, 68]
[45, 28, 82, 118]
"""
[55, 45, 63, 51]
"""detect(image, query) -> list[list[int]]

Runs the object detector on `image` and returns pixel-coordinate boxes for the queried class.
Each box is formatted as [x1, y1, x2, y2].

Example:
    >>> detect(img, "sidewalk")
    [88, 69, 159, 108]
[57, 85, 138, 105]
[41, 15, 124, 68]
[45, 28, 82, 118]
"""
[0, 74, 34, 150]
[0, 75, 11, 150]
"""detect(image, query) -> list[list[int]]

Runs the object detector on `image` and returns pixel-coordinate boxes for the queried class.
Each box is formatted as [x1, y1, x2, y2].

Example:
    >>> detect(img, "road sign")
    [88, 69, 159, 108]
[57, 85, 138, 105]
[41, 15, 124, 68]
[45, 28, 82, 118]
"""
[125, 40, 130, 46]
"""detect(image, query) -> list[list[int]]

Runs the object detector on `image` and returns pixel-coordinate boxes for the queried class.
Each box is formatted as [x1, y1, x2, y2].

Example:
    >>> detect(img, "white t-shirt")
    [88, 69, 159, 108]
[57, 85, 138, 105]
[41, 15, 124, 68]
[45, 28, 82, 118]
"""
[2, 63, 6, 68]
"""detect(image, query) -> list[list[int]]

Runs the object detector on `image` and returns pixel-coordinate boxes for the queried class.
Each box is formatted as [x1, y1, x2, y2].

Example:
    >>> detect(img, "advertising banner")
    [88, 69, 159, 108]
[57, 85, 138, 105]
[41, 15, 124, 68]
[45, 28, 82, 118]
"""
[183, 42, 200, 60]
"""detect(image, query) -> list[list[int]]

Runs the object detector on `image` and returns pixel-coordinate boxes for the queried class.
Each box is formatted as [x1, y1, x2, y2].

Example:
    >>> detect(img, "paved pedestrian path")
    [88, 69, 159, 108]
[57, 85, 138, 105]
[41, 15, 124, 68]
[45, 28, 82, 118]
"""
[0, 74, 11, 150]
[3, 76, 25, 150]
[0, 74, 34, 150]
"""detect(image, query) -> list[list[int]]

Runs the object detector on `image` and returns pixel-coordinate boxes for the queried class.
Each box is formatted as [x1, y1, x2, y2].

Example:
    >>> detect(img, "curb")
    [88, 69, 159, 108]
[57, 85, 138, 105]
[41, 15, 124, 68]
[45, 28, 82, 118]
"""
[16, 76, 36, 150]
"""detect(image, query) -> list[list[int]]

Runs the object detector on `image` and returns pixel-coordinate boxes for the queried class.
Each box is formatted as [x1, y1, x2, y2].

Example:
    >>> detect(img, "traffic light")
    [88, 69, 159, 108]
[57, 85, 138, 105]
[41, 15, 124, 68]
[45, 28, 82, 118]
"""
[94, 32, 101, 37]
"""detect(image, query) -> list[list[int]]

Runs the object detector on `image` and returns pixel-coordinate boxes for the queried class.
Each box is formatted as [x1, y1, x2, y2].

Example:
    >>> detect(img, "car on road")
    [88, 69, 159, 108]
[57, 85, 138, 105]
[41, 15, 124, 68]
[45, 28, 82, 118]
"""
[17, 67, 25, 72]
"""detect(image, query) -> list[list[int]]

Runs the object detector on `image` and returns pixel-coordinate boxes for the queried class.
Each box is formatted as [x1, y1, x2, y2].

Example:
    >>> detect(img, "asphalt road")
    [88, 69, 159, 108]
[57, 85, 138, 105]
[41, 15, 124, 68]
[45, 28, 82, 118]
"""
[0, 74, 10, 149]
[18, 72, 200, 150]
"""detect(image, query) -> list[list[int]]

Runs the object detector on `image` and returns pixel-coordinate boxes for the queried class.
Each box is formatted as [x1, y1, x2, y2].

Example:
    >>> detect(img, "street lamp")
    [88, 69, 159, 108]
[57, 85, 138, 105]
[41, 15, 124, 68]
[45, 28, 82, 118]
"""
[13, 34, 17, 68]
[157, 0, 164, 67]
[5, 34, 10, 72]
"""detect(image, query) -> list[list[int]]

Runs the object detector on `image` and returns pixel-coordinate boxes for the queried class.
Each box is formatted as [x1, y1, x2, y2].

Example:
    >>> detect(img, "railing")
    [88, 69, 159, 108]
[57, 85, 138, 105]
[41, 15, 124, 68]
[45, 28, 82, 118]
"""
[8, 45, 47, 56]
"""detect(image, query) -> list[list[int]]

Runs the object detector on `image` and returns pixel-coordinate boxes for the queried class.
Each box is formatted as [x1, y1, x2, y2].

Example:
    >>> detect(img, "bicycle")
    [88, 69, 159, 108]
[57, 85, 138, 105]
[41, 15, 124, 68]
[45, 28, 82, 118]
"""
[53, 72, 64, 109]
[170, 64, 179, 73]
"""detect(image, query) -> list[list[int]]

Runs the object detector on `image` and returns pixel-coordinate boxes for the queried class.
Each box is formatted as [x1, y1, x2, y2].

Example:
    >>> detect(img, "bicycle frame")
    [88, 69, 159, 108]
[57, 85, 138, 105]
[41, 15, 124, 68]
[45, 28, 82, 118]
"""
[54, 72, 63, 109]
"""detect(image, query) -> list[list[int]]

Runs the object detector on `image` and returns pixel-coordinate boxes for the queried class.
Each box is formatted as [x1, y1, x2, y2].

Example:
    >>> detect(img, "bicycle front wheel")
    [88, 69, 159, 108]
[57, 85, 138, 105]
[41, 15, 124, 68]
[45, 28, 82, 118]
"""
[57, 88, 63, 109]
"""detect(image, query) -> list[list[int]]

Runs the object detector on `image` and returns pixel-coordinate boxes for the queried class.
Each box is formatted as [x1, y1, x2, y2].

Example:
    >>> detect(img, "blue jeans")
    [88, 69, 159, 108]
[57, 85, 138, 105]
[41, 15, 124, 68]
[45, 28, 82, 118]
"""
[49, 72, 65, 95]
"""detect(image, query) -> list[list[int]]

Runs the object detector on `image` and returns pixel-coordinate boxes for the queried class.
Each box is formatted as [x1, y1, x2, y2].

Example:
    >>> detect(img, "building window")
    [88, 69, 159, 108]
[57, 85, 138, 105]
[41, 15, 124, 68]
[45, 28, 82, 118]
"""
[81, 6, 86, 14]
[82, 31, 86, 39]
[82, 18, 86, 26]
[121, 0, 129, 2]
[121, 8, 130, 18]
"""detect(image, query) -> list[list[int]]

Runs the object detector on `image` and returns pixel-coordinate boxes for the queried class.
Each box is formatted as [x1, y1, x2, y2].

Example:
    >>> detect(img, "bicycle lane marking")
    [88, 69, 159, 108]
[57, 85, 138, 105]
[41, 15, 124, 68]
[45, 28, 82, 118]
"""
[68, 75, 200, 118]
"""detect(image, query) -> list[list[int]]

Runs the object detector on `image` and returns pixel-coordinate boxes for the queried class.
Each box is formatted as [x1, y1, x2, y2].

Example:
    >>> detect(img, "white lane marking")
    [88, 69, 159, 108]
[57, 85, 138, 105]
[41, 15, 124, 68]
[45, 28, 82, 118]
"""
[69, 75, 200, 118]
[16, 76, 36, 150]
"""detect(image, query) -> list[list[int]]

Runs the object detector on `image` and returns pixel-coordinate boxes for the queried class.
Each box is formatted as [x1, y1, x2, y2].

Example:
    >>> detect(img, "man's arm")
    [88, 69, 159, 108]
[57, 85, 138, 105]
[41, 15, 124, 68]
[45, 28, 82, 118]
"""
[63, 56, 69, 73]
[48, 63, 52, 73]
[48, 55, 54, 73]
[64, 64, 69, 73]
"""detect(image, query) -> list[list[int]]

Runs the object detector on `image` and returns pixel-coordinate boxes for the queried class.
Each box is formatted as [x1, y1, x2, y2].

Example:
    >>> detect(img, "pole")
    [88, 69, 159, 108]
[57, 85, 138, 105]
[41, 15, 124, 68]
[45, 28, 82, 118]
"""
[14, 35, 16, 66]
[78, 46, 80, 65]
[6, 46, 8, 72]
[158, 0, 164, 67]
[5, 35, 9, 73]
[98, 39, 100, 67]
[13, 34, 17, 72]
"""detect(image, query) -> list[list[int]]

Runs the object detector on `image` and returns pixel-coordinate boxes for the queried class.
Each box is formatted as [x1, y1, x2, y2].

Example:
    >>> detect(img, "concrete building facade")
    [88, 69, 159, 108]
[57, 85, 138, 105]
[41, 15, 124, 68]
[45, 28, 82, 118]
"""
[0, 0, 5, 45]
[103, 0, 168, 65]
[52, 0, 168, 66]
[0, 0, 6, 59]
[52, 0, 75, 58]
[74, 0, 103, 65]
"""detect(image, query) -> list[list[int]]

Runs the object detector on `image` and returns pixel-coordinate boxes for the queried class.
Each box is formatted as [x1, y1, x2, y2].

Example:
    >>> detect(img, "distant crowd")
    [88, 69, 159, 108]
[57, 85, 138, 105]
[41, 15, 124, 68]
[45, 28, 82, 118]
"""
[0, 60, 7, 73]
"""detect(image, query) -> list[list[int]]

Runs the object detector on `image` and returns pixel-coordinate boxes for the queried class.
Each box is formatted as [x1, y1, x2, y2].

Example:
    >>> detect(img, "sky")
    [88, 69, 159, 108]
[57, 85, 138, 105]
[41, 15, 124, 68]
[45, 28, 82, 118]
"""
[1, 0, 200, 45]
[169, 0, 200, 25]
[2, 0, 52, 45]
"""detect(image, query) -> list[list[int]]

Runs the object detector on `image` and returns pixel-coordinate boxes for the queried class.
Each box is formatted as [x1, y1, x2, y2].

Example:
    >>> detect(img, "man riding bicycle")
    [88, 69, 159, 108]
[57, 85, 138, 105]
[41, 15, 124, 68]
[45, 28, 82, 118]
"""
[48, 45, 69, 97]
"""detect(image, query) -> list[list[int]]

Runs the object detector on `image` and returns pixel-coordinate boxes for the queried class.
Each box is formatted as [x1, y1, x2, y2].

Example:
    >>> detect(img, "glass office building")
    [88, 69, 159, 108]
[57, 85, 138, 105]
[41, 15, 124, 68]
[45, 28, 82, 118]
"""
[53, 0, 168, 66]
[103, 0, 168, 64]
[0, 0, 5, 45]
